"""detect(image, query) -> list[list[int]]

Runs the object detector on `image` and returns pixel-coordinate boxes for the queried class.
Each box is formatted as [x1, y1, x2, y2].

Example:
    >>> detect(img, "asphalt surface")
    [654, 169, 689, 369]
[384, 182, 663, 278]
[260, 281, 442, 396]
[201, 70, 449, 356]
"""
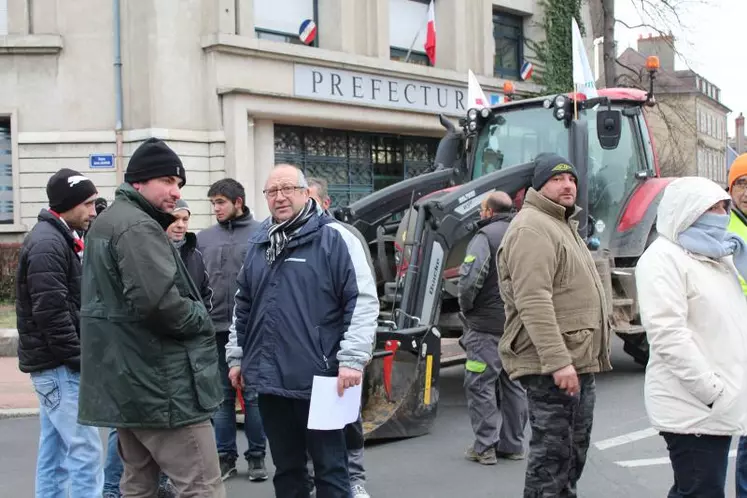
[0, 339, 741, 497]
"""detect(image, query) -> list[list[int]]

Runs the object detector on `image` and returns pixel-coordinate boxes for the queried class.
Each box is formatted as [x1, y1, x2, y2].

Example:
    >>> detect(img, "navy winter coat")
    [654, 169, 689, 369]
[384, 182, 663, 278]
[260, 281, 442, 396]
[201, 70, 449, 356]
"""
[226, 210, 378, 400]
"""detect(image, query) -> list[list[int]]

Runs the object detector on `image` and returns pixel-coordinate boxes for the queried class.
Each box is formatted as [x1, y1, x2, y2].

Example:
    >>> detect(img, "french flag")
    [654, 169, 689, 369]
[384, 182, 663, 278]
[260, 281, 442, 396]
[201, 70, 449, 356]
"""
[520, 60, 534, 81]
[424, 0, 436, 66]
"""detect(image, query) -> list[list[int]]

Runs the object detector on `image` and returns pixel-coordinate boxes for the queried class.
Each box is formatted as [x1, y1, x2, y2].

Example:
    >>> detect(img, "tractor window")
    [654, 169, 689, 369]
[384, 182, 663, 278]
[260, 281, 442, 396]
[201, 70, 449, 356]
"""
[473, 106, 569, 179]
[586, 110, 645, 249]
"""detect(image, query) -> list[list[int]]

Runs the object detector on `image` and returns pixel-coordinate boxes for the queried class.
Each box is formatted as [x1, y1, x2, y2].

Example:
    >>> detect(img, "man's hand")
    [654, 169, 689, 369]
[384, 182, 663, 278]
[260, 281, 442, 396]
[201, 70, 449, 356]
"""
[552, 364, 579, 396]
[337, 367, 363, 397]
[228, 366, 243, 390]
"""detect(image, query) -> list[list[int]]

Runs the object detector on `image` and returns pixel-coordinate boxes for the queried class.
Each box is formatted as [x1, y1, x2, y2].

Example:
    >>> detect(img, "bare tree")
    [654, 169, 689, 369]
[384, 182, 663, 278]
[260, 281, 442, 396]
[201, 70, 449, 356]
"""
[591, 0, 708, 89]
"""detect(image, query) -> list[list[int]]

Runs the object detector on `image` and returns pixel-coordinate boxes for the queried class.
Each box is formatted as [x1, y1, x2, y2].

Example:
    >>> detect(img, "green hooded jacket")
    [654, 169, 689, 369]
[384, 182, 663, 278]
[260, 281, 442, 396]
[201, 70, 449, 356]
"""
[77, 183, 221, 429]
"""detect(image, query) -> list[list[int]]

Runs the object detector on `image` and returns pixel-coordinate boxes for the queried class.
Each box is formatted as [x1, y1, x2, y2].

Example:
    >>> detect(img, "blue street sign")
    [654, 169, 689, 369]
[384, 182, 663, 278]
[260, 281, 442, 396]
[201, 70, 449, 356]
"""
[89, 154, 114, 169]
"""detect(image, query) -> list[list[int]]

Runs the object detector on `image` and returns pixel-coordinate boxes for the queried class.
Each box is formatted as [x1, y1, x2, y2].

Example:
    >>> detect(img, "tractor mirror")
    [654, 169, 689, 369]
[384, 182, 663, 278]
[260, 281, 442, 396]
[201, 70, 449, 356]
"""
[596, 109, 622, 150]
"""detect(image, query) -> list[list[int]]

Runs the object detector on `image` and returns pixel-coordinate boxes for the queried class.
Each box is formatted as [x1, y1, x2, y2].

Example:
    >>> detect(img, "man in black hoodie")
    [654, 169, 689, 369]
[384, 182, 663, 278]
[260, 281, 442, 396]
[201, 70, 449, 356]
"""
[16, 168, 103, 495]
[197, 178, 267, 481]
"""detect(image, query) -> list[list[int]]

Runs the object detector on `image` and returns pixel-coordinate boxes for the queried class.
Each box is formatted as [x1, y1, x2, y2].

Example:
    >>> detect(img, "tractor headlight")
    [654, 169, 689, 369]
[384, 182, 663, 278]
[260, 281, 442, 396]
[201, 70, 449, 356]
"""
[555, 108, 566, 120]
[480, 107, 491, 119]
[467, 108, 478, 121]
[468, 120, 478, 131]
[554, 95, 567, 108]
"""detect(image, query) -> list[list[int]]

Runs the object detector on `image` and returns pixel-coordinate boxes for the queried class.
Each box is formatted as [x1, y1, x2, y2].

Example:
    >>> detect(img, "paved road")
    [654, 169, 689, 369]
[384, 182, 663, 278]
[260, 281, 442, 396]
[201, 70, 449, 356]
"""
[0, 339, 741, 497]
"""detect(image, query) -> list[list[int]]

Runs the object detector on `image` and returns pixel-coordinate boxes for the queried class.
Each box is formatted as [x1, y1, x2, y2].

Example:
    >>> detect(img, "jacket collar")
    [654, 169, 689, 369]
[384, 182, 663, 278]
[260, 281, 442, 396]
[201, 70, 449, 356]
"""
[476, 212, 513, 230]
[115, 183, 175, 230]
[37, 209, 77, 249]
[732, 207, 747, 227]
[524, 188, 580, 223]
[218, 208, 254, 230]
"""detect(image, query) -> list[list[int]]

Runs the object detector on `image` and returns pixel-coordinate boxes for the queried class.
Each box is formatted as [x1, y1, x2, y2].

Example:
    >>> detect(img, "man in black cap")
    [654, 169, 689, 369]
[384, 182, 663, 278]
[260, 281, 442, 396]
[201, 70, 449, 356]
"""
[497, 153, 611, 497]
[16, 168, 103, 496]
[78, 138, 225, 497]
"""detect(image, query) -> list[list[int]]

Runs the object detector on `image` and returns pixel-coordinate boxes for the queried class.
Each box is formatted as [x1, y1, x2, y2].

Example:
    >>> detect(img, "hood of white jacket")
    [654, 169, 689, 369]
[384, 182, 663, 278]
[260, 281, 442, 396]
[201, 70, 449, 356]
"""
[656, 176, 730, 243]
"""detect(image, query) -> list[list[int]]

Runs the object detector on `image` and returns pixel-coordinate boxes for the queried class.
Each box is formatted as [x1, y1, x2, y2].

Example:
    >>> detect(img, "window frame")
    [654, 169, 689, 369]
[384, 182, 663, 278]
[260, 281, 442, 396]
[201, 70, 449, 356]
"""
[390, 47, 431, 66]
[492, 10, 524, 80]
[254, 0, 319, 48]
[0, 110, 23, 231]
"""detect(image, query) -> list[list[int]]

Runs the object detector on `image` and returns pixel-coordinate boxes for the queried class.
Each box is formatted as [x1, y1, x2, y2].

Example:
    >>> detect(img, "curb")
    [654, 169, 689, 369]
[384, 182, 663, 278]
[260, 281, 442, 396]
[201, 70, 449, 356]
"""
[0, 408, 39, 420]
[0, 328, 18, 357]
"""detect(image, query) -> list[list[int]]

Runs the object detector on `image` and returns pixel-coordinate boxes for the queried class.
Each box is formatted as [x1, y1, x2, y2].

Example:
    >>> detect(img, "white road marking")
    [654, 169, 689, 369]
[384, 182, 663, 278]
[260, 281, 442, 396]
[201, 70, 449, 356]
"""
[594, 427, 659, 451]
[615, 449, 737, 468]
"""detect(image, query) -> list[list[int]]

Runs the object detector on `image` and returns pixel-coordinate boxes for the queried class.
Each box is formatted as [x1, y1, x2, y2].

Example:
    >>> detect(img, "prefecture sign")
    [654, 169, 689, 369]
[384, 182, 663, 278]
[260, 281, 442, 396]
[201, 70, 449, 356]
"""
[89, 154, 114, 169]
[293, 64, 503, 116]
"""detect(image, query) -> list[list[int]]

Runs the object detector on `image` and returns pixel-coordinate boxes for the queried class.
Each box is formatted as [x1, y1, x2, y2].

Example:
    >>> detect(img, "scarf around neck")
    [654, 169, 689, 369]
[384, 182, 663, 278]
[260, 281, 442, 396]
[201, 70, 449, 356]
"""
[678, 212, 747, 280]
[171, 238, 187, 250]
[266, 198, 316, 265]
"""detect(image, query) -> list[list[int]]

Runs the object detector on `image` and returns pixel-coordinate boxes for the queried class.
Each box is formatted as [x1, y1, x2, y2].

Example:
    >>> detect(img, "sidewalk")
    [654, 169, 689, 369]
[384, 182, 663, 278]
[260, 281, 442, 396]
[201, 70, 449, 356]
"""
[0, 357, 38, 419]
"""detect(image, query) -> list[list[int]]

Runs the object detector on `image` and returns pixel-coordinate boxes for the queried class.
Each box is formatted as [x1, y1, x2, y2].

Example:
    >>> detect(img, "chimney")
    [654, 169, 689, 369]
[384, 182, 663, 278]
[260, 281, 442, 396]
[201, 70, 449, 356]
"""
[737, 113, 745, 155]
[637, 33, 675, 72]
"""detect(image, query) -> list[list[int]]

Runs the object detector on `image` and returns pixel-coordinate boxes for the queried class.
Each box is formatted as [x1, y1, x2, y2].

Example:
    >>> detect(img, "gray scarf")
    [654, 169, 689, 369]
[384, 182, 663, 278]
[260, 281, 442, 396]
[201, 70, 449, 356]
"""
[678, 212, 747, 280]
[266, 198, 316, 265]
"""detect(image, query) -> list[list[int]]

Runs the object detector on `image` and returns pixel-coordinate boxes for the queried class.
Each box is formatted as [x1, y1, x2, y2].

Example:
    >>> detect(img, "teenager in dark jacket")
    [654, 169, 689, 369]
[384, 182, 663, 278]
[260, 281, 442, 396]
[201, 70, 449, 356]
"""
[16, 168, 103, 496]
[197, 178, 267, 481]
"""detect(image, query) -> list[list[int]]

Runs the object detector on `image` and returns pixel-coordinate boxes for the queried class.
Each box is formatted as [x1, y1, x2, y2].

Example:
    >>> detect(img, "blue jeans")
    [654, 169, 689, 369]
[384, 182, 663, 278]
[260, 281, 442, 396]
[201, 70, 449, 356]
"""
[31, 365, 103, 497]
[662, 432, 731, 498]
[103, 429, 169, 496]
[215, 332, 266, 460]
[736, 436, 747, 497]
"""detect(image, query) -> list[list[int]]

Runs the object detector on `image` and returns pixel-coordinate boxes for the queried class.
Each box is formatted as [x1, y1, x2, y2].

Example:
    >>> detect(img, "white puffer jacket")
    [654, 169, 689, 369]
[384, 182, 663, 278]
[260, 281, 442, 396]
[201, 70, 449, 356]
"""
[636, 177, 747, 436]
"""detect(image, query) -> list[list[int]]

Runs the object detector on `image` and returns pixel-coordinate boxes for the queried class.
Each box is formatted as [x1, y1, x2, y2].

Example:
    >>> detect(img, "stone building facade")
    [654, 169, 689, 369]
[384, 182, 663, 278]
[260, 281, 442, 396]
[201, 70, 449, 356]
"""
[0, 0, 594, 235]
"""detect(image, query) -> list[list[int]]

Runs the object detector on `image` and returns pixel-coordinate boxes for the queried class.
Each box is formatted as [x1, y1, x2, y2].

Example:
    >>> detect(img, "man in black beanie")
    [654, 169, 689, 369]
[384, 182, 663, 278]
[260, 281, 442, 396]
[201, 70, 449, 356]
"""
[16, 168, 103, 495]
[78, 138, 225, 497]
[497, 152, 611, 497]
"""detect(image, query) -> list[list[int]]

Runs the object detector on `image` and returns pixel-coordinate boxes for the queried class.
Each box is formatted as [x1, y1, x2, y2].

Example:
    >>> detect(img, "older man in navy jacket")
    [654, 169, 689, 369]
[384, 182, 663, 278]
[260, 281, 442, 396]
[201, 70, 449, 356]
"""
[226, 164, 379, 498]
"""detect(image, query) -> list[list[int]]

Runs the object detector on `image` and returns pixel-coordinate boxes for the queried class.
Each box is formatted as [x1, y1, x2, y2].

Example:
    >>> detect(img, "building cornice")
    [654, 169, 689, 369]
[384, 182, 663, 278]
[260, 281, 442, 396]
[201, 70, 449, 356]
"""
[0, 35, 63, 55]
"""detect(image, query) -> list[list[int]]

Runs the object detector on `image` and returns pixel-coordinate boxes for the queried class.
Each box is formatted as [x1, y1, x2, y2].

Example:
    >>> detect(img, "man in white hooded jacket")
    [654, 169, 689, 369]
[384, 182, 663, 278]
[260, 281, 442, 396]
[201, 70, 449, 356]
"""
[637, 176, 747, 498]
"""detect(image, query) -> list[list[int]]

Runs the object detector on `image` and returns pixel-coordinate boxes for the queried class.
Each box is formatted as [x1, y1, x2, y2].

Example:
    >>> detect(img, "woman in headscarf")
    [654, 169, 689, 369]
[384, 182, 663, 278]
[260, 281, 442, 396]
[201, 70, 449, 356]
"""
[636, 176, 747, 497]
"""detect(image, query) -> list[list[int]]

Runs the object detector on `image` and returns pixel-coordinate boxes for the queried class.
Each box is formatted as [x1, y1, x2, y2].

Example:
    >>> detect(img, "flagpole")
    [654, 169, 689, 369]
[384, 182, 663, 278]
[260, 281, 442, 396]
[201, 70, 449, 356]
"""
[404, 6, 430, 63]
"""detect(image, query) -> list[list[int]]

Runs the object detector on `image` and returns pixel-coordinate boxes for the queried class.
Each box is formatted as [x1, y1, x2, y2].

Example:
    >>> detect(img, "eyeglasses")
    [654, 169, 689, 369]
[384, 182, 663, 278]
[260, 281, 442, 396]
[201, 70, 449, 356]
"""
[733, 180, 747, 192]
[263, 186, 304, 199]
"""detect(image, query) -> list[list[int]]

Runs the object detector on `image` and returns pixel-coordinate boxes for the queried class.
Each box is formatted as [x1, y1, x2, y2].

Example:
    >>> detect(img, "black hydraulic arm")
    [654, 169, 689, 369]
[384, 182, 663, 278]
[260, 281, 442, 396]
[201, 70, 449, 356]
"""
[395, 162, 535, 329]
[333, 168, 458, 244]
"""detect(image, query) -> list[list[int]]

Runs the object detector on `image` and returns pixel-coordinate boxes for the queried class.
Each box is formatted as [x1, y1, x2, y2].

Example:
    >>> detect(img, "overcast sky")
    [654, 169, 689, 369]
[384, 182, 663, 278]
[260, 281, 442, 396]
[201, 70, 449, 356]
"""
[614, 0, 744, 136]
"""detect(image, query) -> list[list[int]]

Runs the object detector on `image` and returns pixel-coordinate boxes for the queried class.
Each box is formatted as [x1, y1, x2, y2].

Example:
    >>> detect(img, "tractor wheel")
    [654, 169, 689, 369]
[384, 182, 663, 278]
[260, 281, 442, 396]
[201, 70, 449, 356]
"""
[621, 332, 649, 366]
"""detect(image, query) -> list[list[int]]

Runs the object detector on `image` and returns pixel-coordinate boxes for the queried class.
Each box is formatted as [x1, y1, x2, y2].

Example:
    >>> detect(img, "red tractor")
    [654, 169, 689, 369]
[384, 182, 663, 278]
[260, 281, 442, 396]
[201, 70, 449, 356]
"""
[330, 61, 671, 440]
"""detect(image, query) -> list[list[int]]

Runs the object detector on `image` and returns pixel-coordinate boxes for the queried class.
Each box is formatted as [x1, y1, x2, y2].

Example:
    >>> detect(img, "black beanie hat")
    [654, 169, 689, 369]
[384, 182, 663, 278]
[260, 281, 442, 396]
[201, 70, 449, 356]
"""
[46, 168, 98, 214]
[532, 152, 579, 191]
[125, 138, 186, 188]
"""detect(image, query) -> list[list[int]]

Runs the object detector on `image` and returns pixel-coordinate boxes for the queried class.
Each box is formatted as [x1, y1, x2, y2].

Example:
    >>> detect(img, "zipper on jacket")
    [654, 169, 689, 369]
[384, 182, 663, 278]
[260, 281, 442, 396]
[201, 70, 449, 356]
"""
[315, 327, 330, 369]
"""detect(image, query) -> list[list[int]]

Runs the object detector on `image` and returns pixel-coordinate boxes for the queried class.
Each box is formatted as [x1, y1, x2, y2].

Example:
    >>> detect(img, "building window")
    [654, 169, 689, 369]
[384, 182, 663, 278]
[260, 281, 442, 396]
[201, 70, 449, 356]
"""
[389, 0, 431, 66]
[0, 0, 6, 36]
[390, 47, 431, 66]
[493, 11, 523, 80]
[274, 125, 438, 208]
[255, 0, 317, 46]
[0, 117, 14, 224]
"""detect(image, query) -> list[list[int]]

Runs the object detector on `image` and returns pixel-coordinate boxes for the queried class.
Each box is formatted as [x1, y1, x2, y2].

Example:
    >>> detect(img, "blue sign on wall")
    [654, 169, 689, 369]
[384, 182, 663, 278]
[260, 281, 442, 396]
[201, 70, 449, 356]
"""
[89, 154, 114, 169]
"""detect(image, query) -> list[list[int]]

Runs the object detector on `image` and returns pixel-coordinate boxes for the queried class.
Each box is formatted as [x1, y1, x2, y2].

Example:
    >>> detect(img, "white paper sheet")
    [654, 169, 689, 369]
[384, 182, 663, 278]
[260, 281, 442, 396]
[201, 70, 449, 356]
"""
[307, 375, 362, 430]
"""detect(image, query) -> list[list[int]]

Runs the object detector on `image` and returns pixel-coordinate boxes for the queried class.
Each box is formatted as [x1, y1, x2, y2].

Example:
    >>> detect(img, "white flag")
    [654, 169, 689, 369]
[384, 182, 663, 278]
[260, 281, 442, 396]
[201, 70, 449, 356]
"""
[467, 69, 490, 109]
[571, 17, 598, 98]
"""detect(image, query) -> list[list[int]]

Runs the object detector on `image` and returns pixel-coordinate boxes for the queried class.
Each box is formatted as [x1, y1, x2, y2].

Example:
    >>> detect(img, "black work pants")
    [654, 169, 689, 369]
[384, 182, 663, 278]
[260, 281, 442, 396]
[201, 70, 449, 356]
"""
[258, 394, 351, 498]
[661, 432, 731, 498]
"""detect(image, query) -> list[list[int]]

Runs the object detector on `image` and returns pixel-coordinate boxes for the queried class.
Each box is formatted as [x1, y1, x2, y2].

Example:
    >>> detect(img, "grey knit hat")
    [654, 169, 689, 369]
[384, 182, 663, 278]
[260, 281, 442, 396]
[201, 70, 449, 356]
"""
[172, 199, 190, 215]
